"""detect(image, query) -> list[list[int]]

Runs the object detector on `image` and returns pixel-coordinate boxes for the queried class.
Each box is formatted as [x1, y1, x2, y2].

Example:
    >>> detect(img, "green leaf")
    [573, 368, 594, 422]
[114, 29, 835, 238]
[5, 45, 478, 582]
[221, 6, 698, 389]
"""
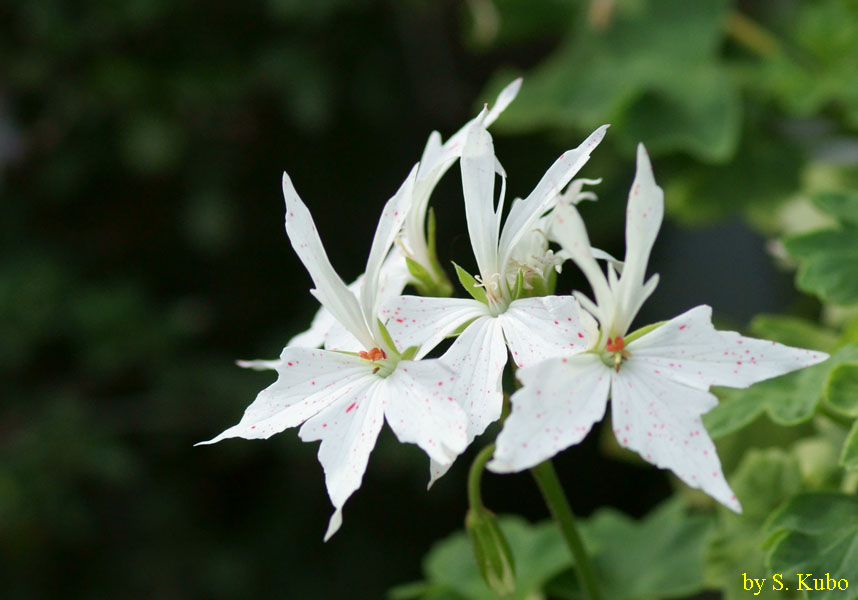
[396, 517, 570, 600]
[825, 363, 858, 418]
[483, 0, 740, 162]
[705, 449, 803, 600]
[665, 127, 803, 225]
[840, 420, 858, 472]
[705, 344, 858, 440]
[813, 191, 858, 225]
[750, 315, 838, 353]
[783, 192, 858, 305]
[406, 256, 437, 297]
[584, 499, 714, 600]
[765, 493, 858, 599]
[453, 262, 488, 305]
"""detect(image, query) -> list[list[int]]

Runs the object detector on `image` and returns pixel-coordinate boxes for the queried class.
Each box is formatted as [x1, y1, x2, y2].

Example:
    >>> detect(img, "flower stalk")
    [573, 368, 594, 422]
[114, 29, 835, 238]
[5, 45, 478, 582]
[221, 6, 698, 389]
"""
[530, 459, 603, 600]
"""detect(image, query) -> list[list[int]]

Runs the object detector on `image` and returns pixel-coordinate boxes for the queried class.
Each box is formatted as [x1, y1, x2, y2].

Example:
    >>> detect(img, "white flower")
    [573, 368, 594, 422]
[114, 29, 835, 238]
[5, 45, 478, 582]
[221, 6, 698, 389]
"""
[383, 115, 607, 483]
[287, 79, 523, 350]
[489, 145, 829, 512]
[198, 168, 467, 540]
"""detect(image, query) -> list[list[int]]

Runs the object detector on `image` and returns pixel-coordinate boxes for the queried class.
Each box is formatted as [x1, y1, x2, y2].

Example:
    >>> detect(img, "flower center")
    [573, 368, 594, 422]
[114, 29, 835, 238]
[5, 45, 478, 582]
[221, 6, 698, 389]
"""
[605, 336, 631, 372]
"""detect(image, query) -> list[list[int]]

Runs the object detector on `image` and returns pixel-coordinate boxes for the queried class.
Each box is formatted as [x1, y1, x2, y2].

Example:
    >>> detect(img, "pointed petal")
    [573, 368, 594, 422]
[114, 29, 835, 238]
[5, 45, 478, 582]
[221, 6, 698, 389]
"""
[381, 295, 489, 358]
[197, 349, 373, 445]
[440, 316, 508, 441]
[462, 111, 503, 281]
[306, 248, 410, 353]
[500, 296, 588, 368]
[289, 271, 363, 350]
[490, 353, 610, 473]
[283, 173, 375, 349]
[614, 144, 664, 335]
[383, 359, 468, 466]
[551, 203, 614, 329]
[498, 125, 608, 272]
[610, 362, 741, 512]
[485, 77, 522, 127]
[427, 458, 452, 489]
[299, 376, 385, 540]
[361, 165, 419, 341]
[629, 305, 829, 390]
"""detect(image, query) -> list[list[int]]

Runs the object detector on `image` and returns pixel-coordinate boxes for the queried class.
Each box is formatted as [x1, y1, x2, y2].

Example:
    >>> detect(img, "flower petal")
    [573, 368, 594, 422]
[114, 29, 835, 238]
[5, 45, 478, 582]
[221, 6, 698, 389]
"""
[283, 173, 375, 349]
[610, 361, 741, 512]
[361, 165, 419, 345]
[197, 348, 373, 445]
[500, 296, 588, 368]
[629, 305, 829, 390]
[551, 203, 614, 330]
[383, 359, 468, 466]
[299, 376, 386, 541]
[462, 111, 504, 282]
[497, 125, 608, 273]
[489, 353, 610, 473]
[441, 315, 508, 441]
[381, 295, 489, 358]
[614, 144, 664, 335]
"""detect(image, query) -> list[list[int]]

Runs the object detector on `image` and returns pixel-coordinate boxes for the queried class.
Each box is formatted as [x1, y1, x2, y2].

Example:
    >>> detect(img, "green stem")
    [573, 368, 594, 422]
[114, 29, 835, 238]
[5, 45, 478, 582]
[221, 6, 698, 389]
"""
[468, 443, 496, 510]
[531, 460, 602, 600]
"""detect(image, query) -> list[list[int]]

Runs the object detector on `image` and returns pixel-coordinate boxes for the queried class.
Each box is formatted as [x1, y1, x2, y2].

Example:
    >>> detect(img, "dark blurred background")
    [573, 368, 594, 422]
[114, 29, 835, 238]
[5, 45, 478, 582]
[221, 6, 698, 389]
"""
[3, 0, 847, 597]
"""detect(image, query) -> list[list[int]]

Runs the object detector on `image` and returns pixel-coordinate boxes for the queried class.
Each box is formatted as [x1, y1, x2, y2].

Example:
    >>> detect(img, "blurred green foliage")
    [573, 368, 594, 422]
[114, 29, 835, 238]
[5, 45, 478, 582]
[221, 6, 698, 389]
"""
[5, 0, 858, 598]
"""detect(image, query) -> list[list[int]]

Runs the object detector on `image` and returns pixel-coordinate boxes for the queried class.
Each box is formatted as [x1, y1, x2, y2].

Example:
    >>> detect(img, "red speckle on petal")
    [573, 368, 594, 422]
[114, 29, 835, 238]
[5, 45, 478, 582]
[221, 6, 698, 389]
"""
[346, 402, 356, 413]
[679, 324, 687, 330]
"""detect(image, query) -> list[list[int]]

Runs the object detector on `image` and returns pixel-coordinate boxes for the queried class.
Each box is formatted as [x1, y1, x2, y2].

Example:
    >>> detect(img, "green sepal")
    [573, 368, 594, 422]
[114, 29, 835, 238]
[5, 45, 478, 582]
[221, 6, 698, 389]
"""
[453, 262, 488, 305]
[530, 265, 557, 297]
[400, 345, 419, 361]
[405, 256, 436, 297]
[624, 320, 667, 344]
[425, 208, 453, 297]
[376, 319, 400, 358]
[404, 209, 453, 298]
[465, 507, 516, 597]
[509, 270, 525, 301]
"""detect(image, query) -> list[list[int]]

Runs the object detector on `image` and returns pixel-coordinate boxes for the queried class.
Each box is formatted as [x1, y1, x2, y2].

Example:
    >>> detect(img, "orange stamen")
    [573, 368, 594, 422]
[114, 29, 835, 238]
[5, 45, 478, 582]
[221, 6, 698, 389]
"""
[359, 347, 386, 361]
[606, 336, 625, 353]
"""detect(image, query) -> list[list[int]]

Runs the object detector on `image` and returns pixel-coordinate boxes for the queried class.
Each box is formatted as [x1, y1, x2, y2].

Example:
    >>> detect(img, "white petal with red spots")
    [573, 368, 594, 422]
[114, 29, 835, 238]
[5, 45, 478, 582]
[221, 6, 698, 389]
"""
[381, 296, 489, 358]
[197, 349, 374, 445]
[299, 376, 386, 541]
[383, 360, 468, 466]
[499, 296, 588, 368]
[629, 305, 828, 390]
[490, 353, 610, 473]
[610, 360, 739, 511]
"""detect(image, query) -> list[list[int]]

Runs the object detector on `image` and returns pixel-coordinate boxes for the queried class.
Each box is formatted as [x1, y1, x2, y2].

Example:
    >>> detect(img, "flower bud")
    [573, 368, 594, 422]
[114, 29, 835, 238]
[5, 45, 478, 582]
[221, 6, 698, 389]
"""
[465, 507, 516, 596]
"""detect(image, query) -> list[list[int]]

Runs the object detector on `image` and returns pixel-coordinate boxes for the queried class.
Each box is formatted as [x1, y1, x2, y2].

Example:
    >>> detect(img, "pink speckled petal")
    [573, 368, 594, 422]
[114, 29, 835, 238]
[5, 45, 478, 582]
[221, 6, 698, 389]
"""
[441, 316, 508, 442]
[196, 348, 373, 445]
[629, 305, 829, 391]
[610, 361, 741, 512]
[299, 376, 386, 541]
[383, 359, 468, 466]
[500, 295, 588, 368]
[489, 353, 610, 473]
[381, 295, 489, 358]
